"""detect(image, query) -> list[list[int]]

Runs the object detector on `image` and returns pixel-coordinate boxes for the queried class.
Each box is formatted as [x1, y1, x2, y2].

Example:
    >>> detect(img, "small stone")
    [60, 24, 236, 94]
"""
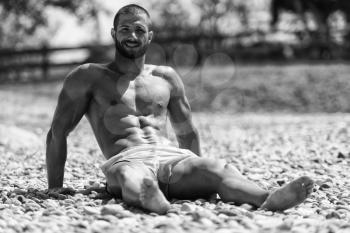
[24, 202, 41, 211]
[63, 199, 75, 205]
[278, 222, 292, 231]
[49, 192, 67, 200]
[11, 199, 22, 206]
[296, 207, 314, 217]
[255, 216, 284, 228]
[0, 219, 7, 228]
[199, 218, 214, 227]
[335, 205, 350, 211]
[320, 183, 331, 190]
[42, 199, 59, 208]
[8, 192, 17, 198]
[100, 204, 124, 216]
[83, 206, 100, 215]
[90, 220, 111, 231]
[167, 207, 180, 214]
[248, 174, 265, 181]
[240, 203, 254, 211]
[50, 209, 65, 216]
[2, 196, 9, 204]
[106, 199, 117, 205]
[180, 203, 196, 212]
[326, 211, 341, 219]
[173, 200, 191, 204]
[194, 199, 206, 205]
[16, 195, 26, 203]
[217, 209, 238, 217]
[13, 189, 27, 195]
[66, 209, 80, 218]
[277, 180, 286, 186]
[4, 198, 12, 205]
[337, 152, 346, 159]
[35, 192, 49, 199]
[335, 201, 346, 205]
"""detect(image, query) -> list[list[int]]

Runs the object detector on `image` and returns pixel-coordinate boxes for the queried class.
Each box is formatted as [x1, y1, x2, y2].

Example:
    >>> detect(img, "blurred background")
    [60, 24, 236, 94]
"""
[1, 0, 350, 113]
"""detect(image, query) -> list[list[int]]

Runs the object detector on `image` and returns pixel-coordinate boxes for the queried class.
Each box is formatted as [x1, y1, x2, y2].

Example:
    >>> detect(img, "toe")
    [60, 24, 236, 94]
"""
[303, 176, 314, 185]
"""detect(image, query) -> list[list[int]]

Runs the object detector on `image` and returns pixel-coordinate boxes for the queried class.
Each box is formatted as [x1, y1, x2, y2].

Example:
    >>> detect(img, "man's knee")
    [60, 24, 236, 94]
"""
[190, 158, 226, 175]
[107, 164, 133, 184]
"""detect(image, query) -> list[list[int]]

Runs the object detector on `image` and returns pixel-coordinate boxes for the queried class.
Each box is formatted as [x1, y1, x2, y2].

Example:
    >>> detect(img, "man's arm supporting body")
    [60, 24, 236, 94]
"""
[165, 67, 202, 156]
[46, 66, 92, 189]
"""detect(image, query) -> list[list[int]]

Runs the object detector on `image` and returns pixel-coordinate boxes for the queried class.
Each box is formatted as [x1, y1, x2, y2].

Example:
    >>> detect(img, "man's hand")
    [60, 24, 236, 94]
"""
[45, 187, 76, 199]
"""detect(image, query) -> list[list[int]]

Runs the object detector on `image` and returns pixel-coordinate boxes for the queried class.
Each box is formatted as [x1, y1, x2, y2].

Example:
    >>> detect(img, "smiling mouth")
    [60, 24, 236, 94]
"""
[124, 40, 141, 48]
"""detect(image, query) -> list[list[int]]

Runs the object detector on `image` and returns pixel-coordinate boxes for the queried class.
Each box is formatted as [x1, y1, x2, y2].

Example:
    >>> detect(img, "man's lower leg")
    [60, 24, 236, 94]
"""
[217, 165, 314, 210]
[218, 176, 269, 207]
[118, 174, 170, 214]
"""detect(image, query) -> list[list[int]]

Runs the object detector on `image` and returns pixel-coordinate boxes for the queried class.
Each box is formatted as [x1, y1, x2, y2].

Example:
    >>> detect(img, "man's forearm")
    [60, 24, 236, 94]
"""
[178, 130, 201, 156]
[46, 130, 67, 188]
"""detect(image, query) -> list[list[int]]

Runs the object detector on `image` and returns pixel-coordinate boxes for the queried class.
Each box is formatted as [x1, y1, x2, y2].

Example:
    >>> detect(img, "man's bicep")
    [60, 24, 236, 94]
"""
[50, 73, 91, 136]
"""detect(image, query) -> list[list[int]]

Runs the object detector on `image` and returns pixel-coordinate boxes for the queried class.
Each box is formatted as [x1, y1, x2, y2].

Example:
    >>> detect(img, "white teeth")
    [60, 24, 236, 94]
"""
[125, 41, 139, 48]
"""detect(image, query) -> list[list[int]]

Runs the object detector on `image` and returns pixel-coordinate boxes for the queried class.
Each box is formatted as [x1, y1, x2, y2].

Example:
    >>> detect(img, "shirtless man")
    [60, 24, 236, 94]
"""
[46, 4, 314, 214]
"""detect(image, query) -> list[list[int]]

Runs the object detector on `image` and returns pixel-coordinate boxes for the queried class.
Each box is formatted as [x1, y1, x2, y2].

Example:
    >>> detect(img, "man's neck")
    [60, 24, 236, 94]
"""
[112, 50, 145, 76]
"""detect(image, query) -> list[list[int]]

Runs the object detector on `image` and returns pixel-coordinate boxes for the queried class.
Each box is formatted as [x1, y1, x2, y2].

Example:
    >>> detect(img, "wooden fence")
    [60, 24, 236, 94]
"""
[0, 32, 348, 83]
[0, 34, 239, 82]
[0, 44, 115, 82]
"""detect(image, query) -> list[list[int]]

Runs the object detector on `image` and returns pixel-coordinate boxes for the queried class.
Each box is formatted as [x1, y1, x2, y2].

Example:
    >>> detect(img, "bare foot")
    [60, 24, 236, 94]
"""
[140, 178, 171, 214]
[260, 176, 314, 211]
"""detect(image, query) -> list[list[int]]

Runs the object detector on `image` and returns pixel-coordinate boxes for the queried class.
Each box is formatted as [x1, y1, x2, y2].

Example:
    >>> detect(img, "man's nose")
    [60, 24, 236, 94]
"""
[130, 31, 137, 39]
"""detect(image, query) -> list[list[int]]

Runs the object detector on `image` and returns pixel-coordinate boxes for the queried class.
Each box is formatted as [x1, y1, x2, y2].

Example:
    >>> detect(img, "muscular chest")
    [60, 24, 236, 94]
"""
[134, 78, 171, 114]
[94, 75, 171, 115]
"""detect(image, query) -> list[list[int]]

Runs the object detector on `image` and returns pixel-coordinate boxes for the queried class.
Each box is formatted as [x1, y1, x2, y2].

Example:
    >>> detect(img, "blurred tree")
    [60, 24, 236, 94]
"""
[147, 0, 249, 36]
[193, 0, 247, 35]
[148, 0, 195, 36]
[0, 0, 110, 48]
[270, 0, 350, 41]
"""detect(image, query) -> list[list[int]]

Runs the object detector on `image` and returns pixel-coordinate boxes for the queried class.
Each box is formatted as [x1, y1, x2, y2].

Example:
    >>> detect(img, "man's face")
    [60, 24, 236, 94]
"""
[112, 13, 153, 59]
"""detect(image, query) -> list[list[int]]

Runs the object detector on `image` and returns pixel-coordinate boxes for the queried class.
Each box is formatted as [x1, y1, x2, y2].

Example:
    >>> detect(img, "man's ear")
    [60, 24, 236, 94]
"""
[148, 31, 153, 43]
[111, 28, 116, 39]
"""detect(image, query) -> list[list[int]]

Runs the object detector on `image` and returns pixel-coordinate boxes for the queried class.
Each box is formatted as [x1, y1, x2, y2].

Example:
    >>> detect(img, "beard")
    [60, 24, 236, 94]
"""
[115, 39, 148, 59]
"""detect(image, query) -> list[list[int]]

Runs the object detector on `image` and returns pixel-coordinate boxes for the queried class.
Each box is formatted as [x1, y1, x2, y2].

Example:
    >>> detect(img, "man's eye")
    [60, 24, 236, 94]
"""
[136, 29, 146, 33]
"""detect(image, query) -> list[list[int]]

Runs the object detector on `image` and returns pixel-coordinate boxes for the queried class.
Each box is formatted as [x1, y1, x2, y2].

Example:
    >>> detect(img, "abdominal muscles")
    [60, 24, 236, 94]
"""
[94, 113, 173, 157]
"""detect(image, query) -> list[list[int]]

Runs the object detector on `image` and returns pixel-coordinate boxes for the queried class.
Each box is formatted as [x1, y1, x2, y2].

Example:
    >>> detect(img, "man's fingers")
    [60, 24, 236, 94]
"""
[59, 187, 76, 195]
[46, 187, 76, 196]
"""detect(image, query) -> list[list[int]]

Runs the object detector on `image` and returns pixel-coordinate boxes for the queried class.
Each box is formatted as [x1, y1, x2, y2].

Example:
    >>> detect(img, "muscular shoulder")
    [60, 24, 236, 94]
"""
[62, 63, 101, 97]
[151, 65, 185, 97]
[65, 63, 104, 83]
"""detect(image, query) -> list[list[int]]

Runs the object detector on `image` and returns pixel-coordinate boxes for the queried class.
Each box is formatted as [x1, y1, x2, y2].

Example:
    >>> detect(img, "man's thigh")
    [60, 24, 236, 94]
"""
[168, 157, 225, 199]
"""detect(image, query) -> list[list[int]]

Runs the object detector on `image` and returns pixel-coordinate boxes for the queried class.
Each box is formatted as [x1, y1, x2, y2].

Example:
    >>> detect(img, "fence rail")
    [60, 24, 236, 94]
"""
[1, 31, 349, 83]
[0, 44, 116, 82]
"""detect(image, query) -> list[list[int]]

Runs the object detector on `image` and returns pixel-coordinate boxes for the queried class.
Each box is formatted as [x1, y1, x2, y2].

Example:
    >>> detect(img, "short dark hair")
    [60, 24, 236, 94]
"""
[113, 4, 152, 30]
